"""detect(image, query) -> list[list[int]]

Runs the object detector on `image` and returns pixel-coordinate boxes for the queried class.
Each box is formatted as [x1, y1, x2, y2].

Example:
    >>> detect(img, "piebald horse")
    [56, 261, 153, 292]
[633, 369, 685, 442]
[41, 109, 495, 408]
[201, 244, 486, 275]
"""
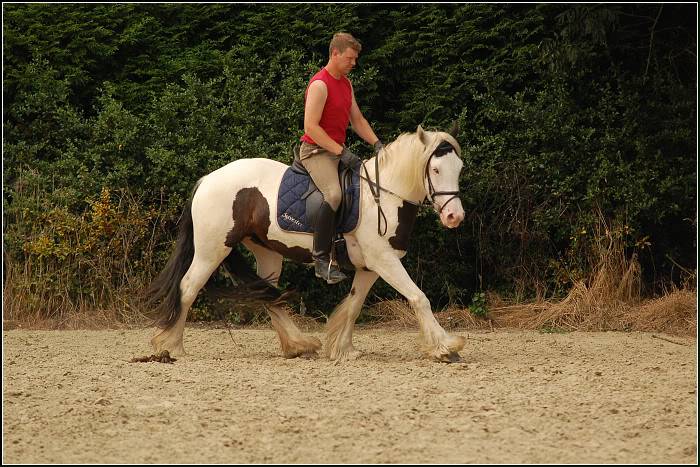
[145, 124, 466, 362]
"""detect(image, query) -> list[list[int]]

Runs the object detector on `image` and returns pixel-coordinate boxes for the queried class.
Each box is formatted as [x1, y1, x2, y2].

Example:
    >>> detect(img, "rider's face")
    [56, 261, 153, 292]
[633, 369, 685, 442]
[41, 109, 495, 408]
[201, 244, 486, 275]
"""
[333, 48, 358, 75]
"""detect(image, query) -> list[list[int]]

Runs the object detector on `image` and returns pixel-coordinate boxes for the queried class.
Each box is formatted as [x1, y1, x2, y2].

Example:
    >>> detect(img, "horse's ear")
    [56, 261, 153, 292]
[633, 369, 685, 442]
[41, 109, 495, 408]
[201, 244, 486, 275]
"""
[417, 125, 430, 146]
[448, 121, 459, 139]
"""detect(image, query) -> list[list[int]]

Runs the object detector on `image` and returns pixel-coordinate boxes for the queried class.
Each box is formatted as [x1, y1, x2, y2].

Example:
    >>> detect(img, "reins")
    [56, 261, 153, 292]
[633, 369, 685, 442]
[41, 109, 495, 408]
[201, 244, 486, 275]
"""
[359, 154, 392, 236]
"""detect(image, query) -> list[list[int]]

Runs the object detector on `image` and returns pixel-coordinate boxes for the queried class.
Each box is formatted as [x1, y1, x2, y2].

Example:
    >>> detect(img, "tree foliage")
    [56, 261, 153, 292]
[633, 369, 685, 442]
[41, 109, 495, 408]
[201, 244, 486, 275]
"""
[3, 4, 696, 319]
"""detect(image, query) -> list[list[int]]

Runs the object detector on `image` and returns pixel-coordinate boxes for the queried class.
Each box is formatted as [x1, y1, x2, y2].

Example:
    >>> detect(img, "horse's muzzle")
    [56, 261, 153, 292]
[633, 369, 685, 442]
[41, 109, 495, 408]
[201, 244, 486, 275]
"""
[440, 208, 464, 228]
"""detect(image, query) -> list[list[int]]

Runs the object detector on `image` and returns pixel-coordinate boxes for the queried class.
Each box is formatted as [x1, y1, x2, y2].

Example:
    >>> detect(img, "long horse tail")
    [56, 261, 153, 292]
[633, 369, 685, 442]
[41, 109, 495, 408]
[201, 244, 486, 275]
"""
[144, 179, 202, 331]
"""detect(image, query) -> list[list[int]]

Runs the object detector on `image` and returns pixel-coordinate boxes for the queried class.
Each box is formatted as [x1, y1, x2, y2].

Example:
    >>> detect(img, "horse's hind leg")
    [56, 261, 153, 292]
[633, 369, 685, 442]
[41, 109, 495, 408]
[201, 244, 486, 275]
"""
[152, 246, 231, 356]
[266, 305, 322, 358]
[242, 239, 321, 358]
[326, 270, 378, 361]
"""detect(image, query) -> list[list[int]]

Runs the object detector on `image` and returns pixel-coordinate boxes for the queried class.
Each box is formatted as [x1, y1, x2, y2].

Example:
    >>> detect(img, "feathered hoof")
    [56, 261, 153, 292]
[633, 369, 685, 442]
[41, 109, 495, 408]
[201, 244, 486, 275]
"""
[150, 332, 186, 357]
[284, 349, 319, 359]
[329, 348, 362, 363]
[423, 333, 466, 363]
[446, 334, 467, 353]
[341, 349, 363, 361]
[282, 335, 322, 359]
[433, 351, 463, 363]
[299, 351, 319, 360]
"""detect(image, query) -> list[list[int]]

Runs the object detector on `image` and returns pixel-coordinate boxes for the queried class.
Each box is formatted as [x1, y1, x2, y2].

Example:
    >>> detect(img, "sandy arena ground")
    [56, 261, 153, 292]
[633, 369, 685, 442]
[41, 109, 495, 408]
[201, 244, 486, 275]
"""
[2, 325, 697, 464]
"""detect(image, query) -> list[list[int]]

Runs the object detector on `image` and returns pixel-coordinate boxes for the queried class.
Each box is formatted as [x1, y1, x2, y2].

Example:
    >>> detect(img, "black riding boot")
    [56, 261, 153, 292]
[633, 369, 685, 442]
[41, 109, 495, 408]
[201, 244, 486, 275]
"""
[312, 202, 347, 284]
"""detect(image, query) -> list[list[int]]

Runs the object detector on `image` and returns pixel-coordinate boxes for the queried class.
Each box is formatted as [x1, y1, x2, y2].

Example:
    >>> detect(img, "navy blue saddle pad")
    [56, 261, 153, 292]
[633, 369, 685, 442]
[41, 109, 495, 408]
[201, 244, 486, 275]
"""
[277, 163, 360, 234]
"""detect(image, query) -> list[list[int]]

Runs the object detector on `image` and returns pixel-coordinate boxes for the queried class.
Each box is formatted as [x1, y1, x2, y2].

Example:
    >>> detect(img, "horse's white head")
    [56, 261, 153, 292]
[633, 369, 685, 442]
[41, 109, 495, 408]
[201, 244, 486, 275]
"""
[416, 124, 465, 228]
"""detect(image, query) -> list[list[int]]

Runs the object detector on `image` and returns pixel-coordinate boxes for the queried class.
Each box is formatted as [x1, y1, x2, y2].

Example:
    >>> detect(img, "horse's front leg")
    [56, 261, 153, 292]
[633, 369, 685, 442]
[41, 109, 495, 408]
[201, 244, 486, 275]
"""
[326, 269, 379, 361]
[366, 252, 466, 362]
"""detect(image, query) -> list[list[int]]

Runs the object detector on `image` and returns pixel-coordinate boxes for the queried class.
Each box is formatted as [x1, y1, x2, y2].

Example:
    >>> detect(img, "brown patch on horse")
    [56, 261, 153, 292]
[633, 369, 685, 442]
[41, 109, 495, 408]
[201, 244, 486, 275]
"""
[225, 188, 313, 263]
[389, 202, 420, 251]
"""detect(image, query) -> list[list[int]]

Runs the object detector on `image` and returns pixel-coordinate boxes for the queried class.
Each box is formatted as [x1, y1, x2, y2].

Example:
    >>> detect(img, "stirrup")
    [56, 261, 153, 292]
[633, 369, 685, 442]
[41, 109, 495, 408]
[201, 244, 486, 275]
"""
[314, 259, 347, 284]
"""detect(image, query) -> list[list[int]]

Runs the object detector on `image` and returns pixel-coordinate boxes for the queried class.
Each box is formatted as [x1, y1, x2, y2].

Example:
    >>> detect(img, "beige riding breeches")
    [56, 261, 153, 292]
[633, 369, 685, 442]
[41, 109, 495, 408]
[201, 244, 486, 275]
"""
[299, 142, 342, 211]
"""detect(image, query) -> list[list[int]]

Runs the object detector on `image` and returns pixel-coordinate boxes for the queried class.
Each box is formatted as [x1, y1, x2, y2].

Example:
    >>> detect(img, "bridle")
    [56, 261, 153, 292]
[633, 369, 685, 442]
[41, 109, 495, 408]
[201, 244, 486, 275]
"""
[359, 140, 461, 236]
[423, 140, 461, 215]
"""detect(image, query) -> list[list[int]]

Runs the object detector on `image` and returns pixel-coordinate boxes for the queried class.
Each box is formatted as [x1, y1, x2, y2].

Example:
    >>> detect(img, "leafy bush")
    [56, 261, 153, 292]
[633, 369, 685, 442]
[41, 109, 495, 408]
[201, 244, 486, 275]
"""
[3, 4, 695, 322]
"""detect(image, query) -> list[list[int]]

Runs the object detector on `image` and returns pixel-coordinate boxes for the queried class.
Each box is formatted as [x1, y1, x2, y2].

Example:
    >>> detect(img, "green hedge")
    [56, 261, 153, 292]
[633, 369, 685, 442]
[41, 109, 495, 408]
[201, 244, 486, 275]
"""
[3, 4, 696, 319]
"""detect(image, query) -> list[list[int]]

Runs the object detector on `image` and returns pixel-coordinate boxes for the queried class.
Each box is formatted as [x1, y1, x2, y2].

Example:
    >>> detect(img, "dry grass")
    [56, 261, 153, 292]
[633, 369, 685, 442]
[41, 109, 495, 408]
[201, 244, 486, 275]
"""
[359, 286, 695, 338]
[2, 313, 148, 331]
[3, 181, 174, 329]
[620, 288, 697, 337]
[5, 287, 695, 338]
[485, 288, 696, 337]
[359, 215, 696, 338]
[362, 299, 416, 329]
[495, 215, 696, 337]
[362, 299, 495, 331]
[3, 255, 152, 330]
[5, 190, 695, 338]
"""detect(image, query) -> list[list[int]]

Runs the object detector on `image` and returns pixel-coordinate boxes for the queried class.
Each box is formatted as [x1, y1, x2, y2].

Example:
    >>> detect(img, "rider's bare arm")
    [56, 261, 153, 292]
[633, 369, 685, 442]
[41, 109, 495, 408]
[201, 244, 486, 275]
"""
[349, 87, 380, 146]
[304, 80, 345, 156]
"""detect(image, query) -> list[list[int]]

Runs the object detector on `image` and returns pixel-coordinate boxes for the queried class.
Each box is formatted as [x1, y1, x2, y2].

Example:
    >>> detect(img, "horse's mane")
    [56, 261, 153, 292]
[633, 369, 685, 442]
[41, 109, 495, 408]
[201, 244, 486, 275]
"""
[375, 129, 461, 198]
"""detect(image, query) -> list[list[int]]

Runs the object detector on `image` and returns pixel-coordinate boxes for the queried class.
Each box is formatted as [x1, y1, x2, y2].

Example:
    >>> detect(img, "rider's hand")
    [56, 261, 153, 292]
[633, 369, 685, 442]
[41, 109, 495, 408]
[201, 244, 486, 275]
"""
[339, 147, 362, 171]
[373, 140, 384, 153]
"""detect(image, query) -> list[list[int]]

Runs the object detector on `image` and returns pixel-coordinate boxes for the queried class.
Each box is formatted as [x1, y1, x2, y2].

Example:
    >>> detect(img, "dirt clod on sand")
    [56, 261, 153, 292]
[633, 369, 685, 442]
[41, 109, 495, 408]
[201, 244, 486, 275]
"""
[129, 350, 176, 364]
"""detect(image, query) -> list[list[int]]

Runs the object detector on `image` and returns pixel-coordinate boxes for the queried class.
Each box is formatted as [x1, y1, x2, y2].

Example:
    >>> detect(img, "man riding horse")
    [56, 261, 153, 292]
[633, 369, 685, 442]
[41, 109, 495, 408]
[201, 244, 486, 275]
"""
[145, 34, 468, 363]
[299, 32, 383, 284]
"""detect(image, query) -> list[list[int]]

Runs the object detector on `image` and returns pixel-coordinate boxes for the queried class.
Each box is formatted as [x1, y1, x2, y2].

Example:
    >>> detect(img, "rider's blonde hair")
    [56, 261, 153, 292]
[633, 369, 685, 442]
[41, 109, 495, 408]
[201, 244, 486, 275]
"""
[329, 32, 362, 56]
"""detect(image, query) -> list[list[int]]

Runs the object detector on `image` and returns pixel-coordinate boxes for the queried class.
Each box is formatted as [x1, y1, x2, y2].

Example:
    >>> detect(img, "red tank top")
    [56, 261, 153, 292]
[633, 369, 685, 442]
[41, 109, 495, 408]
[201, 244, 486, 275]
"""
[300, 68, 352, 146]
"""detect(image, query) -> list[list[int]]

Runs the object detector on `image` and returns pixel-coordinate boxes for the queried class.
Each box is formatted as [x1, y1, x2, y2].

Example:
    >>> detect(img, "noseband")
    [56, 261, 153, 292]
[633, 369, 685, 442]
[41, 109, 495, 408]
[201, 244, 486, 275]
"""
[424, 141, 461, 214]
[360, 139, 462, 236]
